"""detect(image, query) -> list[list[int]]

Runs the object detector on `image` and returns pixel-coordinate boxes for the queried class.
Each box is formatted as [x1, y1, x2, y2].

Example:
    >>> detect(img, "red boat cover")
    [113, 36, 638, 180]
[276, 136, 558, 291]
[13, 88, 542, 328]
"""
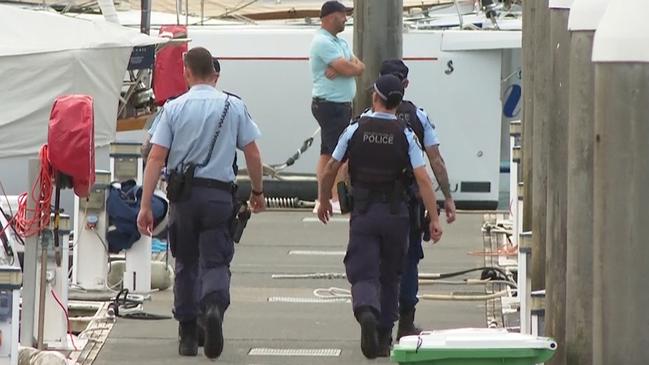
[48, 95, 95, 198]
[153, 25, 188, 106]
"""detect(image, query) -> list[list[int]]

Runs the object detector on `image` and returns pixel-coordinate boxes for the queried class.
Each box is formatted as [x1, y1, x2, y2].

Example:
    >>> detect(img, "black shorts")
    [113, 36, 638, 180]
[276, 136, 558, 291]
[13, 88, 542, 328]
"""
[311, 98, 353, 155]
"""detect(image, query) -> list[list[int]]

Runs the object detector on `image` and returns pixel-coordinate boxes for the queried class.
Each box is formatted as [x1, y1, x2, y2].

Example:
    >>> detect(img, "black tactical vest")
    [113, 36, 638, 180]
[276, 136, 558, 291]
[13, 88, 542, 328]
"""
[397, 100, 425, 149]
[348, 116, 410, 190]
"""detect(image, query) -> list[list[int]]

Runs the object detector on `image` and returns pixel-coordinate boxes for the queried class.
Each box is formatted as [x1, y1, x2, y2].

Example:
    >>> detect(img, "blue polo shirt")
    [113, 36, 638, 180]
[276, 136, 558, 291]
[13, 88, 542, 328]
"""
[332, 112, 425, 168]
[151, 85, 261, 182]
[309, 28, 356, 102]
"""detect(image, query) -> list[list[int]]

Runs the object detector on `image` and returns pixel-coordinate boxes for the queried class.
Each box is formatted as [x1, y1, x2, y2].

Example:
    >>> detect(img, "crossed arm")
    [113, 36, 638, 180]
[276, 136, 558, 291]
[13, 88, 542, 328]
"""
[326, 56, 365, 79]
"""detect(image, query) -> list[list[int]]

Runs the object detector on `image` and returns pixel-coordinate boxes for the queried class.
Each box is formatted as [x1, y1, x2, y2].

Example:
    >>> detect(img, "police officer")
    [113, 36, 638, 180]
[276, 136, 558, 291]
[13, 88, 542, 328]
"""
[317, 74, 443, 359]
[143, 58, 222, 161]
[137, 47, 266, 359]
[379, 59, 457, 340]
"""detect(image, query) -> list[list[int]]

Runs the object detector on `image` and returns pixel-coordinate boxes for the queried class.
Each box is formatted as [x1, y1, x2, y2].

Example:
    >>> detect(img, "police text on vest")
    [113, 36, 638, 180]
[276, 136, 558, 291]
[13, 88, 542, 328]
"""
[363, 132, 394, 145]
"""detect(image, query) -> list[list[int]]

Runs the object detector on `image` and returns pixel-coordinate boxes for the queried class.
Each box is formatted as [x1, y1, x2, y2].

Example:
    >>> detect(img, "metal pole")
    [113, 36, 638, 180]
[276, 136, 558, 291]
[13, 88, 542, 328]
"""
[19, 159, 39, 347]
[545, 5, 570, 365]
[352, 0, 403, 116]
[185, 0, 189, 25]
[453, 0, 464, 29]
[565, 0, 607, 362]
[519, 232, 532, 334]
[593, 1, 649, 362]
[36, 238, 47, 350]
[201, 0, 204, 25]
[140, 0, 151, 34]
[521, 0, 535, 234]
[531, 0, 549, 292]
[176, 0, 181, 25]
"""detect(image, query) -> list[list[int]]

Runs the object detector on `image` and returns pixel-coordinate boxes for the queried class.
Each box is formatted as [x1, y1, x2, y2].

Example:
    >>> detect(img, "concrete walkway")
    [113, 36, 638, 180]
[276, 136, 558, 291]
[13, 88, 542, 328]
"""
[93, 211, 487, 365]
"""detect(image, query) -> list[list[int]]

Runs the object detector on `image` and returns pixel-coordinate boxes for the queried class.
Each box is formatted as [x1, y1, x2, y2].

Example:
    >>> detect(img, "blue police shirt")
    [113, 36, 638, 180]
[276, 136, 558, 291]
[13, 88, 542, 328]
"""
[149, 94, 184, 136]
[332, 111, 425, 169]
[151, 85, 261, 182]
[148, 108, 163, 136]
[309, 28, 356, 102]
[415, 108, 440, 148]
[361, 106, 440, 148]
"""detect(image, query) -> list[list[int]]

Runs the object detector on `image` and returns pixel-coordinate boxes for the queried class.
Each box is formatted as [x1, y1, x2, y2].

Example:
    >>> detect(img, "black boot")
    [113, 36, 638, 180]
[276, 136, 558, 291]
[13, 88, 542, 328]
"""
[178, 320, 198, 356]
[377, 327, 393, 358]
[199, 293, 224, 359]
[355, 307, 379, 359]
[397, 307, 423, 340]
[197, 326, 205, 347]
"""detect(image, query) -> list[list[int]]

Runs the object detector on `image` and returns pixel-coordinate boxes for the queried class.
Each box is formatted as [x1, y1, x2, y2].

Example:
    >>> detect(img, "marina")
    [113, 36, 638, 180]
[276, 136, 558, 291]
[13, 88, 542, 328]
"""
[0, 0, 646, 364]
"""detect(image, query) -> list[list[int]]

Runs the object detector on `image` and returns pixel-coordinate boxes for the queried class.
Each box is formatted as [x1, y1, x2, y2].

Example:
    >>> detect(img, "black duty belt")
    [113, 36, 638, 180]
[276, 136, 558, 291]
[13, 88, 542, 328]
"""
[192, 177, 235, 192]
[312, 97, 352, 106]
[353, 184, 407, 215]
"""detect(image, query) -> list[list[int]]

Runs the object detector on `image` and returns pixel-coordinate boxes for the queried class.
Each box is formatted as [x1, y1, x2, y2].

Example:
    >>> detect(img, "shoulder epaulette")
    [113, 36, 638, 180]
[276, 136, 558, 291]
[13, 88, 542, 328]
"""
[223, 91, 241, 99]
[350, 108, 372, 125]
[350, 115, 363, 125]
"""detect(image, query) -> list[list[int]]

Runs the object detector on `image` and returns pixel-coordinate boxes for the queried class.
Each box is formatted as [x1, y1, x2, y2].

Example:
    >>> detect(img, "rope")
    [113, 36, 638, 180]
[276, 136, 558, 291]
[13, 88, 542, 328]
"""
[273, 267, 514, 283]
[311, 287, 510, 302]
[419, 290, 509, 301]
[238, 128, 321, 178]
[108, 289, 171, 320]
[308, 267, 516, 302]
[14, 145, 53, 237]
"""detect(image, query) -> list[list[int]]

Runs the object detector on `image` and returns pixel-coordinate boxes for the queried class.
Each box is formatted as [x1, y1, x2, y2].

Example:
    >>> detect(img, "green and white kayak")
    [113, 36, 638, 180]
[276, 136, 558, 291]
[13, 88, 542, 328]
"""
[391, 328, 557, 365]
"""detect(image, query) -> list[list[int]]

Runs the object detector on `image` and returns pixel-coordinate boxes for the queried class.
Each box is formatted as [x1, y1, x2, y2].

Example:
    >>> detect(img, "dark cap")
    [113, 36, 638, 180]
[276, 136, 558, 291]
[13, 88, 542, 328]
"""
[380, 59, 409, 81]
[212, 58, 221, 73]
[320, 1, 348, 18]
[374, 74, 404, 102]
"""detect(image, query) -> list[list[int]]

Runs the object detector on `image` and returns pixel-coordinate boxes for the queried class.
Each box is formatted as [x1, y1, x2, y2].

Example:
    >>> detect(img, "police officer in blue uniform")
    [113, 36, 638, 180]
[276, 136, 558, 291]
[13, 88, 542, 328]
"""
[379, 59, 457, 340]
[317, 74, 443, 359]
[143, 58, 222, 161]
[137, 47, 266, 359]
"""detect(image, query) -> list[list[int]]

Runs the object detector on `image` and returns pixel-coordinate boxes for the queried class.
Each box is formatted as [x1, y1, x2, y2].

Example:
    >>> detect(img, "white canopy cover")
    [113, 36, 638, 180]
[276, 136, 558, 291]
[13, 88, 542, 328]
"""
[0, 5, 165, 158]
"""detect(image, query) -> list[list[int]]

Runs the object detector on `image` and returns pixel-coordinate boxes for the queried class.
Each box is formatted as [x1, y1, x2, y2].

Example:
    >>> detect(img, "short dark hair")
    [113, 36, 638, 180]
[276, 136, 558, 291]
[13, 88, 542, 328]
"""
[320, 1, 348, 18]
[380, 59, 409, 81]
[374, 74, 404, 109]
[183, 47, 215, 79]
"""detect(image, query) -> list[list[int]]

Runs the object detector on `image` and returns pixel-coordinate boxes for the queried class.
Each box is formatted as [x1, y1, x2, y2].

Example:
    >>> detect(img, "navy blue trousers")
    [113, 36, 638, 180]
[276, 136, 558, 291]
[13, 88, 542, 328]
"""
[344, 202, 409, 329]
[400, 216, 424, 311]
[168, 187, 234, 322]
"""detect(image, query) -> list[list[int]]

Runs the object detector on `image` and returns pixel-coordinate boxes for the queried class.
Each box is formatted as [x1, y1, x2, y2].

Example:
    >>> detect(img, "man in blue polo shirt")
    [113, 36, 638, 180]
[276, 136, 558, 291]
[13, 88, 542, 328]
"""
[310, 0, 365, 212]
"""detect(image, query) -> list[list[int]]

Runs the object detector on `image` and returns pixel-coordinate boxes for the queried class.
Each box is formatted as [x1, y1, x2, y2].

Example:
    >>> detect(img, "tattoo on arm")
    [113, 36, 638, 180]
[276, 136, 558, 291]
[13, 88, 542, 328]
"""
[142, 139, 152, 161]
[428, 149, 452, 199]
